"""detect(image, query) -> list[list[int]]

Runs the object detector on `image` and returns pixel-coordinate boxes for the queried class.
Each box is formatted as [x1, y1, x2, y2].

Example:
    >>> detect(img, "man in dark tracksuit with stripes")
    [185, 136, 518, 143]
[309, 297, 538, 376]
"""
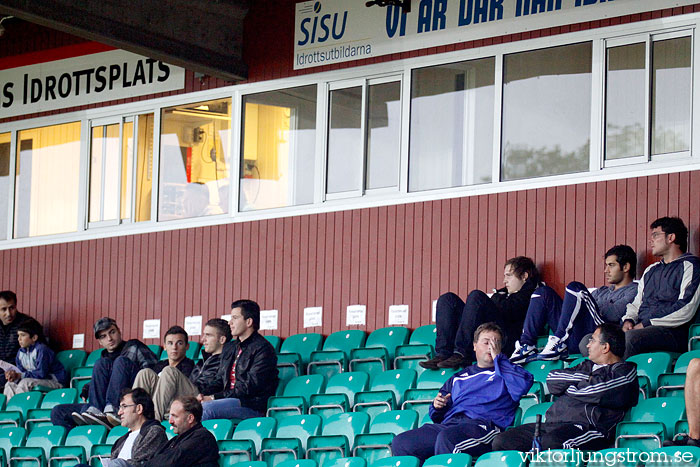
[622, 217, 700, 358]
[392, 322, 533, 464]
[492, 322, 638, 451]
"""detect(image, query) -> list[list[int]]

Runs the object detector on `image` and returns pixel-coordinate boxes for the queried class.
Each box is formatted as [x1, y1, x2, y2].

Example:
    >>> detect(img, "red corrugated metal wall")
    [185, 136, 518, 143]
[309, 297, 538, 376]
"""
[0, 172, 698, 350]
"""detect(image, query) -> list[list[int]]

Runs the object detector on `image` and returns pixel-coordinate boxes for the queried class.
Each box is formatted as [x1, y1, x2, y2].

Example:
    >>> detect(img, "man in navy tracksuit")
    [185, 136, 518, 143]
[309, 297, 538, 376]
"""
[622, 217, 700, 358]
[392, 322, 533, 463]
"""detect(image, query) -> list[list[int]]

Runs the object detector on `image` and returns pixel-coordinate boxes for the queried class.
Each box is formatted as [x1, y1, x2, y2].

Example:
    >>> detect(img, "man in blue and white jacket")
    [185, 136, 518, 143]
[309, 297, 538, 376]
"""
[392, 322, 533, 463]
[622, 216, 700, 358]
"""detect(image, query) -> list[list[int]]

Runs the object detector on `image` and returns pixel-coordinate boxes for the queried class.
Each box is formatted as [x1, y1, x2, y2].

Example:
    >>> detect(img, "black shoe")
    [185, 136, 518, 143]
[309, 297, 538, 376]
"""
[419, 356, 447, 370]
[665, 434, 700, 447]
[437, 354, 467, 369]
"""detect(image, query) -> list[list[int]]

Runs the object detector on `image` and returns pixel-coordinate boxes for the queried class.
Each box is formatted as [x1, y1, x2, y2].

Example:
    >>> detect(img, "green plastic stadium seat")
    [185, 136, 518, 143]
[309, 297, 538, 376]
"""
[267, 374, 326, 421]
[218, 443, 266, 467]
[25, 388, 78, 430]
[278, 333, 324, 377]
[523, 360, 565, 397]
[70, 366, 94, 389]
[615, 396, 686, 450]
[529, 449, 583, 467]
[521, 402, 553, 425]
[401, 388, 436, 423]
[49, 425, 107, 467]
[202, 418, 234, 440]
[309, 372, 369, 421]
[186, 341, 201, 360]
[161, 420, 176, 439]
[106, 425, 129, 444]
[225, 462, 267, 467]
[353, 409, 418, 464]
[322, 458, 367, 467]
[55, 350, 87, 376]
[394, 325, 436, 373]
[216, 417, 276, 462]
[308, 330, 366, 379]
[415, 368, 453, 389]
[85, 349, 103, 367]
[353, 369, 416, 418]
[646, 446, 700, 467]
[689, 324, 700, 351]
[627, 352, 673, 398]
[88, 444, 113, 467]
[259, 414, 322, 465]
[9, 425, 66, 467]
[265, 335, 282, 353]
[474, 450, 526, 467]
[368, 456, 419, 467]
[0, 426, 26, 463]
[276, 460, 319, 467]
[349, 327, 410, 373]
[657, 350, 700, 397]
[306, 412, 370, 466]
[0, 391, 43, 427]
[423, 453, 472, 467]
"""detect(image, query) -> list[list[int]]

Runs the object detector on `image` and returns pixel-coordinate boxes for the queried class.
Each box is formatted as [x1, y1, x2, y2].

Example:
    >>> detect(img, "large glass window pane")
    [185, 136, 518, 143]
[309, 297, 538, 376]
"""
[14, 122, 81, 238]
[159, 98, 231, 221]
[652, 36, 691, 155]
[0, 132, 9, 240]
[135, 114, 154, 222]
[89, 124, 120, 223]
[502, 43, 591, 181]
[121, 121, 134, 220]
[367, 81, 401, 190]
[327, 86, 362, 194]
[409, 58, 494, 192]
[240, 85, 317, 211]
[605, 43, 645, 160]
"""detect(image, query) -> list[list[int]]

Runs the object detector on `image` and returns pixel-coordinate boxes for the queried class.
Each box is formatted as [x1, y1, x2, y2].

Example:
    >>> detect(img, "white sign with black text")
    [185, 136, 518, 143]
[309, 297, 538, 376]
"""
[260, 310, 279, 331]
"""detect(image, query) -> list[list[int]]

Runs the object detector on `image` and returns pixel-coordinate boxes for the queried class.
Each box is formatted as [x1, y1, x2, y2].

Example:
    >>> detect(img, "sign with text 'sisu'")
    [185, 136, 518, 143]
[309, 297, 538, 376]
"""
[293, 0, 695, 70]
[0, 43, 185, 118]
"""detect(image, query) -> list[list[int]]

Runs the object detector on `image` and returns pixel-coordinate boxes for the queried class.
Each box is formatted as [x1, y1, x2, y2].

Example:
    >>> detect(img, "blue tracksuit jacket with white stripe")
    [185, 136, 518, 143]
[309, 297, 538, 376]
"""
[429, 354, 534, 429]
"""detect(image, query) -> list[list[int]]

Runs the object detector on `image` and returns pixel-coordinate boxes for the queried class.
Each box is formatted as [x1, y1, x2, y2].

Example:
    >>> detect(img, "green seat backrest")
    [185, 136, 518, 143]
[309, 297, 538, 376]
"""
[368, 410, 417, 434]
[276, 460, 319, 467]
[25, 425, 66, 457]
[40, 388, 78, 408]
[364, 327, 410, 361]
[646, 446, 700, 467]
[324, 372, 369, 406]
[627, 352, 673, 393]
[160, 420, 176, 439]
[64, 425, 107, 456]
[322, 412, 369, 444]
[474, 450, 526, 467]
[282, 374, 326, 401]
[423, 453, 472, 467]
[186, 341, 201, 360]
[106, 425, 128, 444]
[274, 414, 322, 445]
[416, 369, 453, 389]
[369, 456, 419, 467]
[409, 325, 436, 346]
[626, 397, 686, 438]
[0, 426, 26, 459]
[567, 357, 588, 368]
[521, 402, 553, 425]
[232, 417, 277, 453]
[6, 391, 43, 416]
[264, 335, 282, 353]
[280, 333, 323, 366]
[55, 350, 87, 374]
[368, 369, 417, 404]
[321, 330, 366, 357]
[523, 360, 565, 383]
[323, 457, 367, 467]
[89, 444, 113, 467]
[85, 349, 103, 367]
[202, 418, 234, 440]
[674, 350, 700, 373]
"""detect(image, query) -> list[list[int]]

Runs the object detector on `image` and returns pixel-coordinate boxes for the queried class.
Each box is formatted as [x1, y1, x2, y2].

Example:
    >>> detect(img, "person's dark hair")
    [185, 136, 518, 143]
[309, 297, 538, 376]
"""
[174, 395, 202, 423]
[164, 325, 188, 342]
[604, 245, 637, 278]
[651, 216, 688, 253]
[231, 299, 261, 331]
[0, 290, 17, 304]
[205, 318, 232, 341]
[121, 387, 155, 420]
[504, 256, 539, 284]
[473, 322, 504, 344]
[596, 323, 626, 359]
[17, 318, 43, 341]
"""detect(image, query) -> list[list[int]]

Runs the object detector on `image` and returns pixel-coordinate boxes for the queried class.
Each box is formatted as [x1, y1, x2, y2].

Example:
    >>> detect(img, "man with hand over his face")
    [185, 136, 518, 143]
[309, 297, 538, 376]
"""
[392, 323, 534, 463]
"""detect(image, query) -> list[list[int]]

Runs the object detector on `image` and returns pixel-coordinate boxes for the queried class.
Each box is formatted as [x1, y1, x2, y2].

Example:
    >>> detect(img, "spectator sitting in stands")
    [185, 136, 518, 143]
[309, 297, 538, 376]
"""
[420, 257, 541, 369]
[134, 320, 230, 420]
[492, 323, 639, 452]
[0, 290, 30, 388]
[199, 299, 278, 421]
[76, 387, 168, 467]
[510, 245, 638, 363]
[51, 317, 159, 430]
[622, 217, 700, 358]
[666, 358, 700, 447]
[392, 323, 534, 463]
[142, 395, 219, 467]
[3, 318, 66, 398]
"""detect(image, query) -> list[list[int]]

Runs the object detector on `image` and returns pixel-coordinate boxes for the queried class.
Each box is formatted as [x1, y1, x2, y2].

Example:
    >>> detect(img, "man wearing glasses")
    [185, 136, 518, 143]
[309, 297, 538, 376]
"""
[622, 217, 700, 358]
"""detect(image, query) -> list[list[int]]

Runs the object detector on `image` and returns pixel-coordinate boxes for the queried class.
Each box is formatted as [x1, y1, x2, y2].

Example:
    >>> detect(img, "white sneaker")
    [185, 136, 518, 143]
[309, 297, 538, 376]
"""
[509, 341, 537, 364]
[537, 335, 568, 361]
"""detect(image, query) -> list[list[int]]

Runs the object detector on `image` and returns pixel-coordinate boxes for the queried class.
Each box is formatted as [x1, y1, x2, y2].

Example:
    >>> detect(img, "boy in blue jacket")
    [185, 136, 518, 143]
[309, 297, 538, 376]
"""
[4, 318, 66, 398]
[392, 322, 534, 463]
